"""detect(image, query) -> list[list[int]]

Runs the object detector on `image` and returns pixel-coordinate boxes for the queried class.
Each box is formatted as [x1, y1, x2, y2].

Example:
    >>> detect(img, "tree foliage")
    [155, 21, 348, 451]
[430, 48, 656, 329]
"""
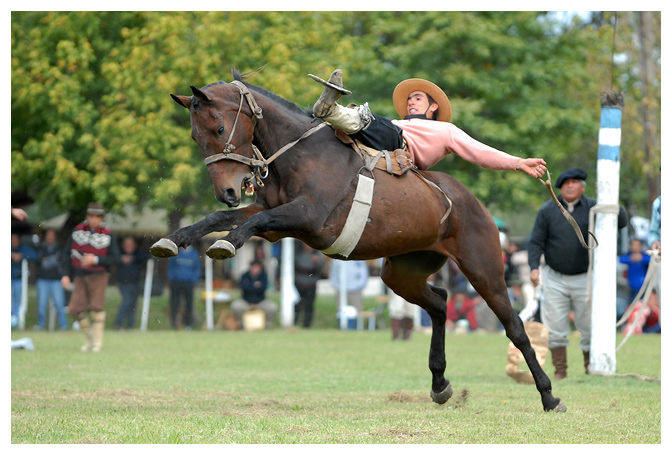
[11, 11, 660, 233]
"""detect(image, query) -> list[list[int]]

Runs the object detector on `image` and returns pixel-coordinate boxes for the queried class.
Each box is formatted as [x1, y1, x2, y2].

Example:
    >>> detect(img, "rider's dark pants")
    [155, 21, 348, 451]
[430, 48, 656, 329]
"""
[351, 114, 406, 151]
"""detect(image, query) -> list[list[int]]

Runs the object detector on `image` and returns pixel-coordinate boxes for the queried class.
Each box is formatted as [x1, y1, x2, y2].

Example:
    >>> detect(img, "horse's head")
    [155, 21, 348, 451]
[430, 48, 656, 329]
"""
[171, 82, 261, 207]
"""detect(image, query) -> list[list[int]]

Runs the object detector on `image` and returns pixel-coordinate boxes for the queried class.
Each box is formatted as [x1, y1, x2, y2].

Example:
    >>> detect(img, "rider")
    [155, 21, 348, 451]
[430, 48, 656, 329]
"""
[310, 69, 547, 179]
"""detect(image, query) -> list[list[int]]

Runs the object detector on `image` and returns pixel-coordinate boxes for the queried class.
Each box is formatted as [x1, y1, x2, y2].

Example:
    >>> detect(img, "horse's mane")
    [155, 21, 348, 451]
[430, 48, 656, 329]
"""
[232, 68, 313, 118]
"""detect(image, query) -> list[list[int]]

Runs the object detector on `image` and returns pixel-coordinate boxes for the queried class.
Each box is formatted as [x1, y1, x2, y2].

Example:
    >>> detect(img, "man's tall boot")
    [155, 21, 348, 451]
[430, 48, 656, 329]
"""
[583, 350, 591, 374]
[550, 346, 568, 380]
[402, 317, 414, 341]
[91, 311, 106, 353]
[391, 318, 401, 340]
[310, 69, 351, 118]
[309, 69, 370, 134]
[77, 313, 93, 352]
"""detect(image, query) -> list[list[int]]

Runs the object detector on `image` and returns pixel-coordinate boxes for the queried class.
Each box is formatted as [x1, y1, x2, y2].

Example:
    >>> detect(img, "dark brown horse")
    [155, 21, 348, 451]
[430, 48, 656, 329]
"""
[150, 71, 566, 412]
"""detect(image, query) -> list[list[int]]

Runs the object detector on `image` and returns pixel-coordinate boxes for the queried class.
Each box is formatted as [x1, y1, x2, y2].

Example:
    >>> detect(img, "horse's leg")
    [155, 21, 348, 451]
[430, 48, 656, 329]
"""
[381, 252, 453, 404]
[149, 204, 265, 258]
[453, 232, 566, 412]
[205, 197, 329, 259]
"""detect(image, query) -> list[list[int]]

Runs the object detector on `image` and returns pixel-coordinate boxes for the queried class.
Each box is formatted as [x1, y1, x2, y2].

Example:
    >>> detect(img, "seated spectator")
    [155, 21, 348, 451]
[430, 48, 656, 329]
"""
[231, 260, 277, 329]
[446, 283, 478, 333]
[618, 238, 651, 304]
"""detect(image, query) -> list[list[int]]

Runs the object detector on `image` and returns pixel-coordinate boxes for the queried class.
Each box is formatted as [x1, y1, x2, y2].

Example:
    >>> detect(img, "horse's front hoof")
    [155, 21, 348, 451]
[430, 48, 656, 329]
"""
[430, 383, 453, 405]
[206, 240, 236, 259]
[149, 238, 178, 258]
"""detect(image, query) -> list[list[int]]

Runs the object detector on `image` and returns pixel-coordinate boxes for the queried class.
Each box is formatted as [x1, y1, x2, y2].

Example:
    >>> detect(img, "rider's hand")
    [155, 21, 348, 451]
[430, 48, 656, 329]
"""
[518, 158, 547, 179]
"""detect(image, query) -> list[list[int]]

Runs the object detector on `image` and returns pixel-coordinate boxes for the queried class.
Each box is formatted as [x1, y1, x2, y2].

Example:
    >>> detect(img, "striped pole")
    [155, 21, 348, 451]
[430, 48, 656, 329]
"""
[589, 91, 624, 373]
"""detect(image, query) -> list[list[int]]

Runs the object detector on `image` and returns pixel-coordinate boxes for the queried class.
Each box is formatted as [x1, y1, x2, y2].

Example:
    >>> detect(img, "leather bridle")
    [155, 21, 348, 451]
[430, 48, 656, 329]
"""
[203, 80, 327, 190]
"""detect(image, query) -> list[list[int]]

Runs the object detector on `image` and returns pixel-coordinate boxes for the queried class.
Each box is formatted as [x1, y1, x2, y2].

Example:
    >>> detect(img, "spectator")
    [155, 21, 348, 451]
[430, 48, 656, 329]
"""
[60, 203, 120, 352]
[528, 168, 627, 380]
[34, 229, 68, 331]
[11, 233, 37, 324]
[231, 260, 278, 329]
[113, 236, 148, 330]
[648, 195, 661, 253]
[446, 283, 478, 333]
[293, 242, 326, 328]
[618, 239, 651, 305]
[167, 245, 201, 330]
[389, 291, 415, 340]
[648, 195, 661, 305]
[329, 260, 369, 313]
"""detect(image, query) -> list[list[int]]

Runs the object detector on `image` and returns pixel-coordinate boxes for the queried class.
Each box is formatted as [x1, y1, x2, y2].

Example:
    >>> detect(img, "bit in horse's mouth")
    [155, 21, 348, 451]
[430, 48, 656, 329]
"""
[243, 179, 255, 196]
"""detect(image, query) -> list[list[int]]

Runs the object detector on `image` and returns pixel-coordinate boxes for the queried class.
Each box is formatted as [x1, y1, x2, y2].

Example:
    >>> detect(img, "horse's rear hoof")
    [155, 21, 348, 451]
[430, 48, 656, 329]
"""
[430, 383, 453, 405]
[206, 240, 236, 259]
[552, 399, 567, 413]
[150, 238, 178, 258]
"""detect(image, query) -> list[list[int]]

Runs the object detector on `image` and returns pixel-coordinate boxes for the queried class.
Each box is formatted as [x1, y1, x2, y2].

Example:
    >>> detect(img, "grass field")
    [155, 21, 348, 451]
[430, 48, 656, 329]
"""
[11, 288, 662, 444]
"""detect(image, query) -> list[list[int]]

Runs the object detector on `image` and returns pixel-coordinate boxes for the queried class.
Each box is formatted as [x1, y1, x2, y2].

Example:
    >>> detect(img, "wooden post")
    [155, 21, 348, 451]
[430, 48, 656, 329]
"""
[280, 237, 295, 328]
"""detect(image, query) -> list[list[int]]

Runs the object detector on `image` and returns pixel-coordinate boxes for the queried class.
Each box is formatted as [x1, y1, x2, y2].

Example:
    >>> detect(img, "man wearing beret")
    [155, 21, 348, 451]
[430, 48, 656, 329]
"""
[61, 203, 120, 352]
[527, 168, 627, 380]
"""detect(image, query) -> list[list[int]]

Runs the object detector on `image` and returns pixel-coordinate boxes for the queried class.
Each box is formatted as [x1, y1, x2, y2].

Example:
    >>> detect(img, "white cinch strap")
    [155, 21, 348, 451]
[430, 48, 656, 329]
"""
[321, 174, 375, 258]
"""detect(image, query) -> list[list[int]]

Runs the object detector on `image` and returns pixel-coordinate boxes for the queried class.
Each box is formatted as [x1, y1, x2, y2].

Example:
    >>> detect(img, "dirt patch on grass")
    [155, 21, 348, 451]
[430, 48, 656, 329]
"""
[386, 390, 431, 403]
[386, 388, 469, 407]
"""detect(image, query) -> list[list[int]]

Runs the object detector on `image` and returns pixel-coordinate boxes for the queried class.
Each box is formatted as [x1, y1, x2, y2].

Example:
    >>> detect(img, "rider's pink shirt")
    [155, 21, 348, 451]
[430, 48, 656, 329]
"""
[391, 118, 520, 171]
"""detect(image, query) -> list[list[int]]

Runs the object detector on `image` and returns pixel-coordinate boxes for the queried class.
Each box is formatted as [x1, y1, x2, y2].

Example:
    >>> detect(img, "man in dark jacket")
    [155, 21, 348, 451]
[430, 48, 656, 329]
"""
[294, 242, 326, 328]
[35, 229, 68, 330]
[527, 168, 627, 380]
[61, 203, 120, 352]
[167, 245, 201, 329]
[113, 236, 148, 330]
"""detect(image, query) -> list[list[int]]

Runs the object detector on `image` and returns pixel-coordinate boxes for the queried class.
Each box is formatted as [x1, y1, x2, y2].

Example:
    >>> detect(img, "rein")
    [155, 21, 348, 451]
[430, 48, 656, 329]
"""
[203, 80, 327, 189]
[538, 170, 597, 250]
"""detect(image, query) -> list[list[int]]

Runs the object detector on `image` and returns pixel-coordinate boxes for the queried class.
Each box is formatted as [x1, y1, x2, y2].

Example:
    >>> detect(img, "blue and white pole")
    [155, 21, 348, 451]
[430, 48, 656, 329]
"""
[590, 92, 624, 374]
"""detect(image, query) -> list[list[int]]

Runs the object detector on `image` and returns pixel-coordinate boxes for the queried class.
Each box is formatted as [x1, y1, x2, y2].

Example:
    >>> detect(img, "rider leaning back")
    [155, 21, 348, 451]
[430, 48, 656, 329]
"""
[310, 69, 547, 179]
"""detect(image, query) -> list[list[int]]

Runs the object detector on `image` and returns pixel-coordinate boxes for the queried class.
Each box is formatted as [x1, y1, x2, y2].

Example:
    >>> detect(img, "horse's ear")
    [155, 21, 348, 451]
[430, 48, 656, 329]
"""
[190, 85, 211, 103]
[171, 94, 192, 109]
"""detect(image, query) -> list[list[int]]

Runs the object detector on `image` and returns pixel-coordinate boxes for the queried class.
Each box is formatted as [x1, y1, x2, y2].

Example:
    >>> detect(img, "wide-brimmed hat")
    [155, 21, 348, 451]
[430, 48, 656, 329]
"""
[393, 78, 452, 122]
[86, 202, 105, 216]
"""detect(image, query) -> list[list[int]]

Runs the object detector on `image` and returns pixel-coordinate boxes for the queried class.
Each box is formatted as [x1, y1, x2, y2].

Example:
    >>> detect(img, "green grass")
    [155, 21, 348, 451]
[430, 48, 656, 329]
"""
[15, 285, 380, 331]
[11, 320, 661, 443]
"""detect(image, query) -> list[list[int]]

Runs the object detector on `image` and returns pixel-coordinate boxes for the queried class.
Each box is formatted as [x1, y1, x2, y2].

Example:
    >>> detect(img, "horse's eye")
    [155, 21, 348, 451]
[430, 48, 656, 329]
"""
[218, 127, 225, 135]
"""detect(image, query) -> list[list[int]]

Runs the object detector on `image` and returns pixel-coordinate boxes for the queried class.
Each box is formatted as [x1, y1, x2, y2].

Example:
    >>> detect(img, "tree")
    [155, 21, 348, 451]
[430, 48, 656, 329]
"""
[12, 11, 659, 237]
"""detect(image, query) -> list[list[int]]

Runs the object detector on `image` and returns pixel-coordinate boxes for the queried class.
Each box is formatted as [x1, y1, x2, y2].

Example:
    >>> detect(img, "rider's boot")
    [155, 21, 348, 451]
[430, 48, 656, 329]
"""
[310, 69, 371, 134]
[312, 69, 348, 117]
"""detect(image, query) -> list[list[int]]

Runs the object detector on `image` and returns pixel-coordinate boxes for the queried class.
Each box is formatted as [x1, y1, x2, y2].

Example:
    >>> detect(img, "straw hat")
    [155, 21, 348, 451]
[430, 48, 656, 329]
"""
[393, 78, 452, 122]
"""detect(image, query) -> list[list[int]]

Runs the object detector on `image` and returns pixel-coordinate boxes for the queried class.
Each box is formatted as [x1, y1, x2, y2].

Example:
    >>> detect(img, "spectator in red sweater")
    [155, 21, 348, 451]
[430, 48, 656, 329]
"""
[446, 284, 478, 332]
